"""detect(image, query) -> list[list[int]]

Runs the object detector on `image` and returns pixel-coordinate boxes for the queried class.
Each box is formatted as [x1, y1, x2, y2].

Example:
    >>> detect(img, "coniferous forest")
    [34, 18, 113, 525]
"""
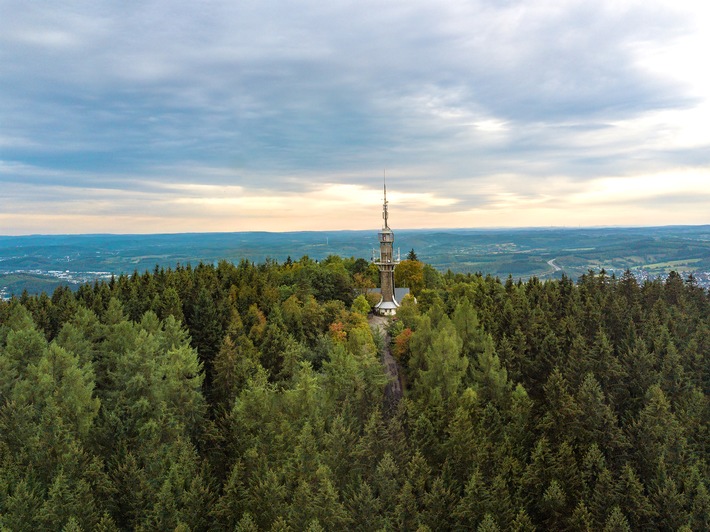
[1, 256, 709, 531]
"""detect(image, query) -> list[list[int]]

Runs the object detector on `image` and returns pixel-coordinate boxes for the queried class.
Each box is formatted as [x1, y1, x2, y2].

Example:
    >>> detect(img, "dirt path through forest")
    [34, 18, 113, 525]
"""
[368, 314, 403, 408]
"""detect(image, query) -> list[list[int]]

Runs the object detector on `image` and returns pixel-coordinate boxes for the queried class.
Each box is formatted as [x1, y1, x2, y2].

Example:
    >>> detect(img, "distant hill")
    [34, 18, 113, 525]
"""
[2, 225, 710, 296]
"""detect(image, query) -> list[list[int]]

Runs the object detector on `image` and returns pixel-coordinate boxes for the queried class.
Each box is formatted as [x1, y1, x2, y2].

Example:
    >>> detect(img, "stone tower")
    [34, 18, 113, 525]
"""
[374, 181, 400, 316]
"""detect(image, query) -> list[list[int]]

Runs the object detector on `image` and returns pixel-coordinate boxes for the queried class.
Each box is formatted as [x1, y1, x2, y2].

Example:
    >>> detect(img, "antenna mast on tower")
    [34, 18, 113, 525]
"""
[383, 170, 389, 229]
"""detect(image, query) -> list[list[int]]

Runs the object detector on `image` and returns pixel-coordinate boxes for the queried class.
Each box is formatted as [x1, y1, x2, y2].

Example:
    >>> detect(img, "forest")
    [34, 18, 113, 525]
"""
[0, 255, 708, 531]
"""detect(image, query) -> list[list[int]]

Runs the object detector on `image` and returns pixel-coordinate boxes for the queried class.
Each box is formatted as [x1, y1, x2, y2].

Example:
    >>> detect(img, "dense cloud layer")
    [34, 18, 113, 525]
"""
[1, 0, 709, 232]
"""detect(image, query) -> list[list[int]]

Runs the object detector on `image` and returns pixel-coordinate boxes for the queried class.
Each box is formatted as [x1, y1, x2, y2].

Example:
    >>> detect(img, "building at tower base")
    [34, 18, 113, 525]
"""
[372, 287, 411, 316]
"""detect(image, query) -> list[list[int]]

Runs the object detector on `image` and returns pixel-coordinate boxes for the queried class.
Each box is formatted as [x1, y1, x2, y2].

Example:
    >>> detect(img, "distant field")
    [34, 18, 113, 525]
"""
[2, 225, 710, 296]
[643, 258, 703, 270]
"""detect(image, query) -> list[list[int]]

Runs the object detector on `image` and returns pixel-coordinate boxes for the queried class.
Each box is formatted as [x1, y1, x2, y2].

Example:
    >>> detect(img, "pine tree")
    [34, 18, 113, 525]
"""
[444, 406, 478, 486]
[0, 477, 42, 531]
[575, 372, 626, 453]
[244, 468, 288, 530]
[631, 385, 685, 482]
[603, 506, 631, 532]
[614, 463, 656, 529]
[452, 468, 487, 528]
[542, 479, 567, 529]
[538, 368, 581, 446]
[420, 476, 456, 531]
[690, 478, 710, 531]
[212, 334, 260, 411]
[551, 440, 582, 507]
[373, 452, 401, 514]
[650, 462, 688, 531]
[568, 499, 594, 531]
[344, 480, 384, 531]
[520, 437, 553, 518]
[187, 285, 224, 388]
[509, 508, 535, 532]
[289, 465, 350, 531]
[212, 460, 247, 530]
[476, 514, 500, 532]
[37, 470, 100, 531]
[395, 481, 419, 531]
[235, 512, 259, 532]
[483, 473, 516, 529]
[415, 321, 467, 406]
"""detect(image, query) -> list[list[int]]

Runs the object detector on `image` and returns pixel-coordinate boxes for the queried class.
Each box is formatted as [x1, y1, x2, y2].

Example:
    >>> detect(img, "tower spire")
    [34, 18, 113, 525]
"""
[383, 171, 389, 229]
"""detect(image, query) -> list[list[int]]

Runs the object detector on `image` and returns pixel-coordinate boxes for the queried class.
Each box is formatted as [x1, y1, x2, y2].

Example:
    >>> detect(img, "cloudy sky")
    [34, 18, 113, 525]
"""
[1, 0, 709, 234]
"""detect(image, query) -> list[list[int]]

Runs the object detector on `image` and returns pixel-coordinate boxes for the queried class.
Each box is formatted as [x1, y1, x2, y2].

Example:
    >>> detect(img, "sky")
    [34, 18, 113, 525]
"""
[1, 0, 709, 234]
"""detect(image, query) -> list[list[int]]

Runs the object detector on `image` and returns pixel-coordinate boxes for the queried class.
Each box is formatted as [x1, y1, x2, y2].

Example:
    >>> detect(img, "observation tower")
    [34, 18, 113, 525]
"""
[373, 181, 401, 316]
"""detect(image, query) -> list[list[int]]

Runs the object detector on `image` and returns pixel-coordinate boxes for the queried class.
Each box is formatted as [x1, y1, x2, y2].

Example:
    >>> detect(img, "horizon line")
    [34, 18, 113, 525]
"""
[2, 222, 709, 238]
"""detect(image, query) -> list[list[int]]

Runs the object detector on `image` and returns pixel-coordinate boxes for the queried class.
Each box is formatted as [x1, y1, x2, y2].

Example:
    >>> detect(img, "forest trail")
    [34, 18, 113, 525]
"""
[368, 314, 403, 409]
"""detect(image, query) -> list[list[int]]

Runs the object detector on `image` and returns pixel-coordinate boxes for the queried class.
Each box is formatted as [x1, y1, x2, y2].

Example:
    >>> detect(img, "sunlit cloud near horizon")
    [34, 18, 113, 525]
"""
[1, 0, 709, 235]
